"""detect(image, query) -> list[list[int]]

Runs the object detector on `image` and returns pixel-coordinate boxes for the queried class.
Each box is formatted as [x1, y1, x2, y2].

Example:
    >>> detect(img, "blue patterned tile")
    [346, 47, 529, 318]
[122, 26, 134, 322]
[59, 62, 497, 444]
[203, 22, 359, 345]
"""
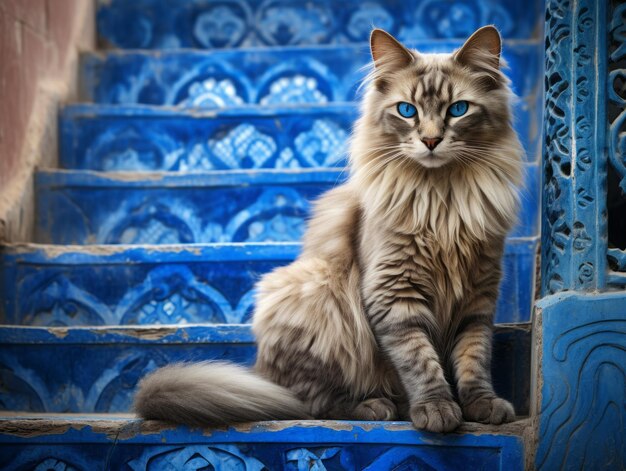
[0, 418, 525, 470]
[96, 0, 542, 49]
[0, 323, 528, 414]
[0, 239, 537, 327]
[60, 105, 356, 171]
[79, 44, 542, 113]
[0, 244, 298, 326]
[34, 170, 343, 245]
[34, 167, 539, 245]
[59, 103, 539, 172]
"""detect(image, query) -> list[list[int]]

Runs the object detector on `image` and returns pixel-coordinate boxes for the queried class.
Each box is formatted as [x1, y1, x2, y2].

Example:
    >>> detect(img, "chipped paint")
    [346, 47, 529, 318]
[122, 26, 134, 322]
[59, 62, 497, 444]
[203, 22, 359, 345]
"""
[48, 327, 69, 339]
[88, 326, 180, 341]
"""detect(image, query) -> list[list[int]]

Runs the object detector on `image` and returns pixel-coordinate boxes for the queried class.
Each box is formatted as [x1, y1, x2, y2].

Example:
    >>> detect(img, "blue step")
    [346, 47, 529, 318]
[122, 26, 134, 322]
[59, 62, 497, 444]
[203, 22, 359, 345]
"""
[96, 0, 542, 49]
[60, 104, 357, 171]
[0, 323, 530, 414]
[35, 169, 343, 245]
[79, 44, 542, 115]
[0, 416, 527, 470]
[0, 243, 296, 326]
[34, 166, 539, 245]
[60, 102, 538, 173]
[0, 240, 537, 326]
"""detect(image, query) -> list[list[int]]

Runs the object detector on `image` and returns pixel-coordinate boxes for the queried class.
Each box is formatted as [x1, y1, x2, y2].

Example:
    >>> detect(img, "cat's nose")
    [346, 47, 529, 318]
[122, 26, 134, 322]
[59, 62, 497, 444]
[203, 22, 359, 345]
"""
[421, 137, 442, 150]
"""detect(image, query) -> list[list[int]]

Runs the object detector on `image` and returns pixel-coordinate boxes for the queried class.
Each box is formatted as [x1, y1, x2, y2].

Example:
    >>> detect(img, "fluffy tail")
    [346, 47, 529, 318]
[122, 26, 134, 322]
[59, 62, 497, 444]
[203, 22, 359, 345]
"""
[134, 361, 309, 426]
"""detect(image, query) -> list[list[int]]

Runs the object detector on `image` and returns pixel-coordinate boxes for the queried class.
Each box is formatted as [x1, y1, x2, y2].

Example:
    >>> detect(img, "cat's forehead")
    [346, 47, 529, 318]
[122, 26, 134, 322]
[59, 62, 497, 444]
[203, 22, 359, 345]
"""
[386, 53, 466, 104]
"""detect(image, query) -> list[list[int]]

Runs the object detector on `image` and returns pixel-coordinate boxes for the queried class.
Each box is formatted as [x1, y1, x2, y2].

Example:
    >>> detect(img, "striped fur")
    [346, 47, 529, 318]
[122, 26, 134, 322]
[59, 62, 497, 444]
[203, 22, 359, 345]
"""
[134, 26, 521, 432]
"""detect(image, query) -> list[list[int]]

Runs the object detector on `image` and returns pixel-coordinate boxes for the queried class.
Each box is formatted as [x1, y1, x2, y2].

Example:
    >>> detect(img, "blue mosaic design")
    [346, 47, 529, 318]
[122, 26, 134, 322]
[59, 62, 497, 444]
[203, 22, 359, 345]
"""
[79, 45, 543, 164]
[0, 239, 537, 327]
[34, 166, 539, 245]
[0, 244, 297, 327]
[0, 419, 525, 470]
[80, 44, 541, 119]
[59, 103, 539, 171]
[96, 0, 543, 49]
[34, 170, 343, 245]
[0, 323, 529, 414]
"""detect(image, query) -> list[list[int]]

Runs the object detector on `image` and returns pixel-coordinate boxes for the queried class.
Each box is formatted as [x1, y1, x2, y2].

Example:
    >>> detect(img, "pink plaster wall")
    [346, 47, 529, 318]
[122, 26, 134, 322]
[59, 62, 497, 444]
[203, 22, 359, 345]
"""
[0, 0, 94, 240]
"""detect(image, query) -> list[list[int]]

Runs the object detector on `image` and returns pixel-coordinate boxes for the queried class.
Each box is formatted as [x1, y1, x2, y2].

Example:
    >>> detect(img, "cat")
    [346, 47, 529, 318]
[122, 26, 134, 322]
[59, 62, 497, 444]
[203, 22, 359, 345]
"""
[134, 25, 523, 433]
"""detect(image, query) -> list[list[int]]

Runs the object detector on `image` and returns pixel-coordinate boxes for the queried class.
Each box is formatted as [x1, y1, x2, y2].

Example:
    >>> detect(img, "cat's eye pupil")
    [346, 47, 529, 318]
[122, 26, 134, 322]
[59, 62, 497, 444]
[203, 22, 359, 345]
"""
[397, 102, 417, 118]
[448, 100, 469, 117]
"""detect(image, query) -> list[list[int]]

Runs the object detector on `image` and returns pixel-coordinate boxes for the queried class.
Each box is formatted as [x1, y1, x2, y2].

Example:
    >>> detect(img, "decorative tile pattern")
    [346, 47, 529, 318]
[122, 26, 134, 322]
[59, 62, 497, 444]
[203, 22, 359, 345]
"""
[60, 105, 355, 171]
[1, 240, 536, 332]
[1, 448, 110, 471]
[35, 170, 343, 245]
[535, 292, 626, 470]
[259, 75, 328, 105]
[96, 0, 543, 49]
[80, 45, 541, 115]
[541, 0, 609, 294]
[0, 323, 528, 415]
[180, 78, 245, 108]
[128, 444, 266, 470]
[1, 244, 297, 326]
[0, 420, 526, 470]
[35, 167, 539, 245]
[0, 326, 256, 413]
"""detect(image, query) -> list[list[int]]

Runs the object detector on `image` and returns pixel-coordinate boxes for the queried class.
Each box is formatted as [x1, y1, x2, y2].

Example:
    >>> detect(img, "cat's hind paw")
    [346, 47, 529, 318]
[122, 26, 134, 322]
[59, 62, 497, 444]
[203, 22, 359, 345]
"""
[353, 397, 398, 420]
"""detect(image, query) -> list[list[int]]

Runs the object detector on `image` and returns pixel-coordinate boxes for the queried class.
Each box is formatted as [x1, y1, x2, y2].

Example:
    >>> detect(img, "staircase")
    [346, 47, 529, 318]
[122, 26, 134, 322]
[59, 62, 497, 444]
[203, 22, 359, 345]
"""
[0, 1, 543, 469]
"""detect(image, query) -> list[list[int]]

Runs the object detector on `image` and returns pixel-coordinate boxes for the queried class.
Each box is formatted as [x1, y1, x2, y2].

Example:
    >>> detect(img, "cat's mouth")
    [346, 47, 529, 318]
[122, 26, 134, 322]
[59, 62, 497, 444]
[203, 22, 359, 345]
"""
[414, 152, 451, 169]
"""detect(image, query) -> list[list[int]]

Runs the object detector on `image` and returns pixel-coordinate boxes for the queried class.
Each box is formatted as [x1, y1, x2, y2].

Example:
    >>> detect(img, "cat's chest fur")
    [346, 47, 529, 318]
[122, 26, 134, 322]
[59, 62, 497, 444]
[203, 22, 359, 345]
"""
[358, 168, 513, 321]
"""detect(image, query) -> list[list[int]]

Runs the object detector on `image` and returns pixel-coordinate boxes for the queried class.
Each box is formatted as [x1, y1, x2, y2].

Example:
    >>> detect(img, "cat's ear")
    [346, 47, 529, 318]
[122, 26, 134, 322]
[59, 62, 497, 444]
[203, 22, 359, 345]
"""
[370, 29, 414, 68]
[454, 25, 501, 70]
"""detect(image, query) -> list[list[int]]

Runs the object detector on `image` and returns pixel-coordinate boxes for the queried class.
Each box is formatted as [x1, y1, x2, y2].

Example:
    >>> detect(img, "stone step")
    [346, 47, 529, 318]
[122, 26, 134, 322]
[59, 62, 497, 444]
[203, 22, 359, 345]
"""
[60, 104, 357, 171]
[34, 169, 343, 245]
[79, 44, 541, 124]
[95, 0, 542, 50]
[0, 243, 296, 326]
[60, 103, 539, 172]
[0, 324, 530, 415]
[0, 415, 528, 470]
[0, 240, 537, 326]
[34, 167, 539, 245]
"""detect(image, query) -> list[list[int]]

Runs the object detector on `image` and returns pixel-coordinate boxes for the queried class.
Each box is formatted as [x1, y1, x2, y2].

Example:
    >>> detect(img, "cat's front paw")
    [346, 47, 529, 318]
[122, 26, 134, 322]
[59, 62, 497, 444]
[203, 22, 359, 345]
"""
[410, 399, 462, 433]
[462, 396, 515, 424]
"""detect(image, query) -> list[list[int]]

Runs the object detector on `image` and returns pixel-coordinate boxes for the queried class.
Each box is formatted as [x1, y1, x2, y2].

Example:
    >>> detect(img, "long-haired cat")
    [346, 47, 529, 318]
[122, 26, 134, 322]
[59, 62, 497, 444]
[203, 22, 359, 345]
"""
[134, 25, 523, 433]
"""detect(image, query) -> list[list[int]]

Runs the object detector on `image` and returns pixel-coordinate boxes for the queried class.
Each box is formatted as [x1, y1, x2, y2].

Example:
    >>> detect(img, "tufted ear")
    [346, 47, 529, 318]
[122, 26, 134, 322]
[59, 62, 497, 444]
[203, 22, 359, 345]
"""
[370, 29, 414, 68]
[454, 25, 501, 70]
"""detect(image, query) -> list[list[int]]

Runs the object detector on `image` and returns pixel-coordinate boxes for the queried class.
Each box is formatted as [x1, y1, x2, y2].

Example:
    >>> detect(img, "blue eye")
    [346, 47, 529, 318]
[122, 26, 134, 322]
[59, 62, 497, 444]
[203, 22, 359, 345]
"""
[397, 102, 417, 118]
[448, 100, 469, 117]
